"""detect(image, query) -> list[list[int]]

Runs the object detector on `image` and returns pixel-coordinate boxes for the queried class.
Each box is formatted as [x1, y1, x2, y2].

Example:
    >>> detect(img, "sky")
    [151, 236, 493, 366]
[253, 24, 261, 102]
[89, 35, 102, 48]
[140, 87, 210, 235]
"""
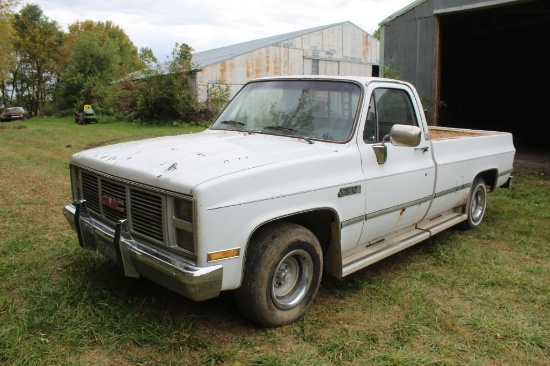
[18, 0, 414, 61]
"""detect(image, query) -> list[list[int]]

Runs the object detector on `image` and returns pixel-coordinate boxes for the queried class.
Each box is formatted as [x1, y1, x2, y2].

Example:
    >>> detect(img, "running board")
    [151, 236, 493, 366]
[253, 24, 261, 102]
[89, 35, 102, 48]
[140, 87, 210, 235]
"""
[341, 212, 467, 277]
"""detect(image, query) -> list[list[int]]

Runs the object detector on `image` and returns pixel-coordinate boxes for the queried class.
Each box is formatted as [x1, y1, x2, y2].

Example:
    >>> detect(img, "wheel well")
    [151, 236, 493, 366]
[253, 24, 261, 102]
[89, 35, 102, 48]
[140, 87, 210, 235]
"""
[477, 169, 498, 191]
[252, 209, 338, 256]
[244, 209, 341, 279]
[282, 210, 336, 254]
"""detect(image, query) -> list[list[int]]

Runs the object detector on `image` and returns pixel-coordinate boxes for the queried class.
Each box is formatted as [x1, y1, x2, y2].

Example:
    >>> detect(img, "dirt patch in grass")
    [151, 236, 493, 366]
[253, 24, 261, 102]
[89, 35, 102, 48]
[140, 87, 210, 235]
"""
[513, 150, 550, 175]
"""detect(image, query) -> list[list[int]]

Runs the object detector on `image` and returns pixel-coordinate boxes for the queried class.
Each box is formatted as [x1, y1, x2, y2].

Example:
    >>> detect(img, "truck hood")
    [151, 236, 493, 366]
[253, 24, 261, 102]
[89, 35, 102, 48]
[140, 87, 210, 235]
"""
[72, 129, 347, 195]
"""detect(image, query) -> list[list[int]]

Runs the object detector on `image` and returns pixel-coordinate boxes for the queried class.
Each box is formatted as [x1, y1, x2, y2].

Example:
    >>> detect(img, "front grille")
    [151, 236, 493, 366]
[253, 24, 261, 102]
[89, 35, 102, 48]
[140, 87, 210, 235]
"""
[78, 169, 165, 244]
[101, 180, 127, 222]
[130, 190, 163, 242]
[82, 172, 100, 213]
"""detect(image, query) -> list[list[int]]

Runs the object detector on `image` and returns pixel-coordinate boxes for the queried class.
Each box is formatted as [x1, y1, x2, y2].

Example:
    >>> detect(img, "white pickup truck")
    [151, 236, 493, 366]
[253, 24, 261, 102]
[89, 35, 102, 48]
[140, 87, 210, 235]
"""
[63, 76, 515, 327]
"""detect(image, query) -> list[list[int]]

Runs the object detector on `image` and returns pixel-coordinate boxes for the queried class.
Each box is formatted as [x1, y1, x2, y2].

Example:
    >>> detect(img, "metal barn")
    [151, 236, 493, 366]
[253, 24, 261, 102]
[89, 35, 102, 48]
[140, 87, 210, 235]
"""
[379, 0, 549, 151]
[191, 21, 379, 102]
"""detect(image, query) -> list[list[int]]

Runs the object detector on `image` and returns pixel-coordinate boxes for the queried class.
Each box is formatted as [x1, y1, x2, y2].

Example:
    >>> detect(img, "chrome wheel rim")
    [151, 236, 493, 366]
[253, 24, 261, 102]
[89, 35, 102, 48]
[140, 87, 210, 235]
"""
[471, 184, 487, 224]
[271, 249, 313, 310]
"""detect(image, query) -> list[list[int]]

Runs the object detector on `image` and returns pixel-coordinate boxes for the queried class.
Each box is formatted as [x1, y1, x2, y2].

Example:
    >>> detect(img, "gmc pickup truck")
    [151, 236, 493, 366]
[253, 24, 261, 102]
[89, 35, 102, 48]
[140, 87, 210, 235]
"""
[63, 76, 515, 327]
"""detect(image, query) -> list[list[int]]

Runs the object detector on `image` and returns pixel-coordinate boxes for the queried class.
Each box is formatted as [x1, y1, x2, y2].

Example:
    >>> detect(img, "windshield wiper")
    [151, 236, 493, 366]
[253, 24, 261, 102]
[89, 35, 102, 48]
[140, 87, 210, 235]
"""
[263, 125, 314, 144]
[221, 120, 246, 127]
[219, 120, 251, 133]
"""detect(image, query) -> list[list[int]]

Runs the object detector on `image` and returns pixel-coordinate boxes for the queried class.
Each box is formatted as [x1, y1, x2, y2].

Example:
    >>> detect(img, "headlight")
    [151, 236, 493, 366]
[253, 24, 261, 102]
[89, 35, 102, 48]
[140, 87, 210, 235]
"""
[173, 198, 195, 253]
[174, 198, 193, 222]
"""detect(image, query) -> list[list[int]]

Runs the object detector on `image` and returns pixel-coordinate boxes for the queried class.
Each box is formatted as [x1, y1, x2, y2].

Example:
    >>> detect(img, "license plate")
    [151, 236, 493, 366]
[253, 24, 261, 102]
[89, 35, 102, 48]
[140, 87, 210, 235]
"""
[96, 236, 118, 263]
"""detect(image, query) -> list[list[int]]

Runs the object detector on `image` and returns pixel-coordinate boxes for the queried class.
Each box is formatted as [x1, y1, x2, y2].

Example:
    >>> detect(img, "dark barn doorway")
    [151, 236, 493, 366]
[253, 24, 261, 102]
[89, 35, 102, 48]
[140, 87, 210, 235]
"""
[438, 1, 550, 152]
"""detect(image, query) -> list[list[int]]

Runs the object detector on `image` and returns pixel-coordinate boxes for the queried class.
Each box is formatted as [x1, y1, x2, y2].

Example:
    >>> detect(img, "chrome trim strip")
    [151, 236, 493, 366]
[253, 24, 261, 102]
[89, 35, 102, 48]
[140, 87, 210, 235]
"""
[366, 195, 432, 220]
[341, 215, 364, 228]
[341, 182, 475, 230]
[342, 191, 461, 229]
[434, 183, 471, 199]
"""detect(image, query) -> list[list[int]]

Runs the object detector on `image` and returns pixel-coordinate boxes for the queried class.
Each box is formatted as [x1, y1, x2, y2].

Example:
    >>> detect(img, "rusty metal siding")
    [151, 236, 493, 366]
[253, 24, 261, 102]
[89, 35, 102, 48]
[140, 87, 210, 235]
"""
[324, 60, 340, 75]
[322, 25, 342, 59]
[340, 62, 371, 76]
[305, 30, 324, 51]
[303, 59, 313, 75]
[195, 22, 379, 102]
[289, 49, 304, 75]
[342, 23, 369, 63]
[280, 47, 290, 75]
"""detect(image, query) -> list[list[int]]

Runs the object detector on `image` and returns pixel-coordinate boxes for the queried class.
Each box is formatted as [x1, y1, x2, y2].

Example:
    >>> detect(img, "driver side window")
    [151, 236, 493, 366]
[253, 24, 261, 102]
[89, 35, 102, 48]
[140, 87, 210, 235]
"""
[363, 88, 418, 143]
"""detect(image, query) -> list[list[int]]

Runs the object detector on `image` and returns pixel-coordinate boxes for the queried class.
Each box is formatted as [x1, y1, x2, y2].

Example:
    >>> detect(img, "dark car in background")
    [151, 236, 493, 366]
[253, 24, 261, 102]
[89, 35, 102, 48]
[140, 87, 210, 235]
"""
[0, 107, 28, 122]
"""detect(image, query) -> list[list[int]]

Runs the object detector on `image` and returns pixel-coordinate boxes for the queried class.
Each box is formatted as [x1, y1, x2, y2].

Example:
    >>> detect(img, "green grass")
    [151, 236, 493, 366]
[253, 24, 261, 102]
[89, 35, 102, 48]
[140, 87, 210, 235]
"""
[1, 117, 549, 365]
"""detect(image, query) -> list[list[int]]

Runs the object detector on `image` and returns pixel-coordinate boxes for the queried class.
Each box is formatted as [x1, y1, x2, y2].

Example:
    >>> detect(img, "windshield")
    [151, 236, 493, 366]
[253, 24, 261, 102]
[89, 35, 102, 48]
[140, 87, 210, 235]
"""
[4, 107, 24, 113]
[210, 80, 361, 142]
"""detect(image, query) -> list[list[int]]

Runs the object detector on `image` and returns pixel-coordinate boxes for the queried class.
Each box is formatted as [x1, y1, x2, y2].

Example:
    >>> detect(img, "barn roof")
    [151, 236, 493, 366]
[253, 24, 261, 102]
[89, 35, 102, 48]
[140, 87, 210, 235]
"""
[119, 21, 366, 81]
[379, 0, 426, 26]
[378, 0, 530, 26]
[191, 21, 354, 69]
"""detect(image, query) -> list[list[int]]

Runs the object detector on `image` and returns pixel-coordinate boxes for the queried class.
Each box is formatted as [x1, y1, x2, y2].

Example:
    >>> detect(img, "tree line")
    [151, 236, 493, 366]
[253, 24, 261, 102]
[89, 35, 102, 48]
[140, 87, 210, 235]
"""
[0, 1, 226, 124]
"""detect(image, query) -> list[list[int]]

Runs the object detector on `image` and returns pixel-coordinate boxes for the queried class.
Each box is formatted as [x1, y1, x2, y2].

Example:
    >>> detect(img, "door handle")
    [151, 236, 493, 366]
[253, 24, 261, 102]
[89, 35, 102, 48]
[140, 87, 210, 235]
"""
[415, 146, 430, 153]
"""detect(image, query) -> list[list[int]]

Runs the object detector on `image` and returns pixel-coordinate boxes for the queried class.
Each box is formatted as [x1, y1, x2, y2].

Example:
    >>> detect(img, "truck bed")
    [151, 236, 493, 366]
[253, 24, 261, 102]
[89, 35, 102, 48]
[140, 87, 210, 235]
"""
[428, 126, 509, 140]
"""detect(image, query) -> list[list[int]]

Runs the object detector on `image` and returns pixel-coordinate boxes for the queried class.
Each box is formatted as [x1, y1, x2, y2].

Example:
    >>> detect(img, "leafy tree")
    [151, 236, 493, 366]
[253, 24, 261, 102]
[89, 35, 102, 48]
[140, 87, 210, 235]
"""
[168, 43, 198, 120]
[207, 84, 231, 114]
[373, 27, 380, 40]
[124, 43, 197, 122]
[0, 1, 17, 78]
[11, 4, 64, 115]
[106, 42, 220, 124]
[139, 47, 158, 68]
[381, 64, 405, 80]
[55, 20, 143, 114]
[57, 31, 120, 112]
[63, 20, 142, 76]
[0, 0, 18, 107]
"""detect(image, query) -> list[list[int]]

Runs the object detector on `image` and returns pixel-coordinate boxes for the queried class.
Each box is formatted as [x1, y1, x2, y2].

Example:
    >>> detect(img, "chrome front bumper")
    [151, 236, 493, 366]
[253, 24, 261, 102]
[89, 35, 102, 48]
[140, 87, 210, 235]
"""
[63, 201, 222, 301]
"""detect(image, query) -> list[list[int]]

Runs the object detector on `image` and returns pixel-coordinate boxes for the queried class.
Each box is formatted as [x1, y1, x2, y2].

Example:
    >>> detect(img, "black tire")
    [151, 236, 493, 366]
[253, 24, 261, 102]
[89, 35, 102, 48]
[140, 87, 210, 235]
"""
[234, 222, 323, 327]
[460, 176, 487, 230]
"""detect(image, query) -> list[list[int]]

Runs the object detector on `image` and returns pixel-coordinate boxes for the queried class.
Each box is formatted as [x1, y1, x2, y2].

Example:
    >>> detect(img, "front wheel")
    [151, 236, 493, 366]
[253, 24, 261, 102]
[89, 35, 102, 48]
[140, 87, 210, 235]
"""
[234, 222, 323, 327]
[460, 176, 487, 230]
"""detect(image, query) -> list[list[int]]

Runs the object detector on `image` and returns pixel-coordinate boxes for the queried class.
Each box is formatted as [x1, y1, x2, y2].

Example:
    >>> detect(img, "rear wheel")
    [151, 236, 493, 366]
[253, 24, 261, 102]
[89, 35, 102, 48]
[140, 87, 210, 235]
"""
[460, 176, 487, 229]
[234, 222, 323, 327]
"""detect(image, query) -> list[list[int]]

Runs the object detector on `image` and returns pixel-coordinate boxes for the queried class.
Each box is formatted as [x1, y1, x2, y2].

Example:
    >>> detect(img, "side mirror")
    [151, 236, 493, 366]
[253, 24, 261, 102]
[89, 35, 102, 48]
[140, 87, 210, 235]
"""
[372, 143, 387, 165]
[372, 124, 422, 164]
[389, 124, 422, 147]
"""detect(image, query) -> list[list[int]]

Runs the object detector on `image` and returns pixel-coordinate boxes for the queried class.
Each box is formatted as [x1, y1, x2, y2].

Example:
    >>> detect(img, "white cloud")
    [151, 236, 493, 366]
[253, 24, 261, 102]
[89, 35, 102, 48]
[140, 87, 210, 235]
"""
[19, 0, 413, 60]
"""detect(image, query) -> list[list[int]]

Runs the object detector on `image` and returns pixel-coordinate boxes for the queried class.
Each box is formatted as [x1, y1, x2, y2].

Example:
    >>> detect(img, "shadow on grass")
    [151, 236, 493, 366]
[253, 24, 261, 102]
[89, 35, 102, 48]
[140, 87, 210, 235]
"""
[57, 252, 256, 347]
[59, 227, 463, 338]
[317, 227, 468, 302]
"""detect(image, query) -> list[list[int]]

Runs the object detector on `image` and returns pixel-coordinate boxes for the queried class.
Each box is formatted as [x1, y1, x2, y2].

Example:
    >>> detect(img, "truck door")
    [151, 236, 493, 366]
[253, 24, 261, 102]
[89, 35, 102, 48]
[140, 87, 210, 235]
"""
[357, 83, 435, 246]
